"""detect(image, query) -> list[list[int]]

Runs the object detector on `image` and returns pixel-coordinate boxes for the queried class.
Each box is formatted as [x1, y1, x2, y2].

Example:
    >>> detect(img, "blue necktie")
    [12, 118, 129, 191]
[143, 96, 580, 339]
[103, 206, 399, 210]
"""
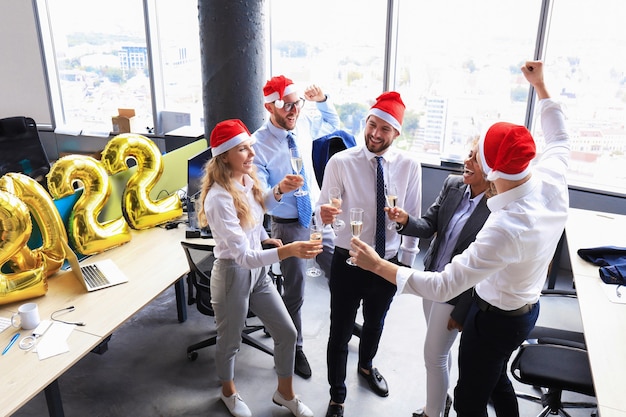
[375, 156, 386, 258]
[287, 132, 311, 228]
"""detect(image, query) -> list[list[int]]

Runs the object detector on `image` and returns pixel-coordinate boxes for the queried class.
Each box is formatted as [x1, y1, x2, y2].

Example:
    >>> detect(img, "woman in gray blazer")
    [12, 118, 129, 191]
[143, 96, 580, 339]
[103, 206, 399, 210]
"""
[389, 141, 494, 417]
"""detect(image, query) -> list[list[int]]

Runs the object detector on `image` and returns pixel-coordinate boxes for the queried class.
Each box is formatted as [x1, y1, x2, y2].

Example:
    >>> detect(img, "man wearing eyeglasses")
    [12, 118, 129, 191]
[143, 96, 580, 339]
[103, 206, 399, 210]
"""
[252, 75, 340, 379]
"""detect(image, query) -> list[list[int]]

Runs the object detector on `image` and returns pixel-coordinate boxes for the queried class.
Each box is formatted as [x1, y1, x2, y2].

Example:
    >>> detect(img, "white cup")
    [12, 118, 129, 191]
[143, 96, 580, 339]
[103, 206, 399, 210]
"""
[11, 302, 41, 330]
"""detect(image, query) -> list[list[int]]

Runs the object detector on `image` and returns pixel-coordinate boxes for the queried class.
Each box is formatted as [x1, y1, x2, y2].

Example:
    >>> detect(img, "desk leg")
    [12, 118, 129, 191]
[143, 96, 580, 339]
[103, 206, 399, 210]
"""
[44, 379, 65, 417]
[175, 277, 187, 323]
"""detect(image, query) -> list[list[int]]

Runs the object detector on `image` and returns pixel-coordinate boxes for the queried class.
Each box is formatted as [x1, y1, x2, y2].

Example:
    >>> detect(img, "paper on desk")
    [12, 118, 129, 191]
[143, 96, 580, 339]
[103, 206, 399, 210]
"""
[35, 321, 74, 360]
[601, 282, 626, 304]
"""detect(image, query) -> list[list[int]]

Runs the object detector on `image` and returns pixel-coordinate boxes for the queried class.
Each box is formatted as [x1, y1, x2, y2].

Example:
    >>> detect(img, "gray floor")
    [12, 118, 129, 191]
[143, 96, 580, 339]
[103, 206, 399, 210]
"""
[12, 255, 596, 417]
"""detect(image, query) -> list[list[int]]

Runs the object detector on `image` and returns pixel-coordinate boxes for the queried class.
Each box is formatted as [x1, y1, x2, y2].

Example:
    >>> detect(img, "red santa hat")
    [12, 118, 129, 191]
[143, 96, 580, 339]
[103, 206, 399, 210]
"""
[210, 119, 254, 157]
[367, 91, 405, 134]
[263, 75, 298, 109]
[478, 122, 536, 181]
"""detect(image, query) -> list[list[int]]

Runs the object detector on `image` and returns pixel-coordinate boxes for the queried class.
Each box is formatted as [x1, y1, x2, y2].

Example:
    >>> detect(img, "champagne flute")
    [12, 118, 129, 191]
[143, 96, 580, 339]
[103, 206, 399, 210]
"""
[290, 148, 307, 197]
[346, 208, 364, 266]
[328, 186, 345, 231]
[385, 183, 399, 230]
[306, 221, 323, 277]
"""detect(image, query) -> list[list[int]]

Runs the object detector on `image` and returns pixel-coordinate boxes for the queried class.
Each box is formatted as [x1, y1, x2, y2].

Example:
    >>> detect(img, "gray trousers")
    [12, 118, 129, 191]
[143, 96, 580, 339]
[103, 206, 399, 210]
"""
[271, 221, 334, 347]
[211, 258, 296, 381]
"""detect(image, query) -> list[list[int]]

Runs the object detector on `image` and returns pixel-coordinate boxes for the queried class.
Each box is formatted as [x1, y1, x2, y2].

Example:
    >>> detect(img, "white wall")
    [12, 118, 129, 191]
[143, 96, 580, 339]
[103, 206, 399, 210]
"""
[0, 1, 51, 125]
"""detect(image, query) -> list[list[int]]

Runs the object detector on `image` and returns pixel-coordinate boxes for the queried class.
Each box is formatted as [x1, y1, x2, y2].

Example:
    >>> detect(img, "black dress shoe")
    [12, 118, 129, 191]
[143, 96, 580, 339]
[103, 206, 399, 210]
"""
[294, 347, 312, 379]
[325, 403, 344, 417]
[358, 367, 389, 397]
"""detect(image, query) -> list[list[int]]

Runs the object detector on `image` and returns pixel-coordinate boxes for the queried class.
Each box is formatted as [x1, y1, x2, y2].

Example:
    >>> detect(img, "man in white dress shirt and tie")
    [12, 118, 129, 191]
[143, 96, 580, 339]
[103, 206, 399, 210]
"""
[318, 91, 422, 417]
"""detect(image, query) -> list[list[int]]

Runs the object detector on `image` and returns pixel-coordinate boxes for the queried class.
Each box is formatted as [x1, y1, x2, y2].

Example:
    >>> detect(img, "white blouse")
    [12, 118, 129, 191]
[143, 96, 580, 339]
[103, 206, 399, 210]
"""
[204, 174, 279, 269]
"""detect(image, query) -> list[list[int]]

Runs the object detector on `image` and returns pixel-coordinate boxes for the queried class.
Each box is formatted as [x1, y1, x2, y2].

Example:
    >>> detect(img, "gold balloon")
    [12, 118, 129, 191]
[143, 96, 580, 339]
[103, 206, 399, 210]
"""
[0, 190, 47, 305]
[0, 173, 66, 277]
[101, 134, 182, 230]
[47, 155, 131, 255]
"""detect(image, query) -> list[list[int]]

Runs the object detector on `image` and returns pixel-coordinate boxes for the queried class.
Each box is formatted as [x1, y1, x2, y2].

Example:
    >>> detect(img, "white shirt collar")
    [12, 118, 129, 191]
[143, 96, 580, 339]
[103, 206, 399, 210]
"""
[233, 174, 254, 192]
[487, 175, 538, 212]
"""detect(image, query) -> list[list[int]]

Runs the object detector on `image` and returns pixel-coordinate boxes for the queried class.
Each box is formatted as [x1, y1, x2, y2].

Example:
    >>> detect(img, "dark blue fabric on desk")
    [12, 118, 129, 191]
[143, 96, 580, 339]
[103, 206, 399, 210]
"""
[577, 246, 626, 285]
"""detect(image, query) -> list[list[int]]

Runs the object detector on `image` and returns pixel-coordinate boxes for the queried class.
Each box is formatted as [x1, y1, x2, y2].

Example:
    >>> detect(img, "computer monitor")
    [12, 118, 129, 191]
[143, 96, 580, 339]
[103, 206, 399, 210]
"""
[187, 147, 212, 202]
[186, 147, 212, 237]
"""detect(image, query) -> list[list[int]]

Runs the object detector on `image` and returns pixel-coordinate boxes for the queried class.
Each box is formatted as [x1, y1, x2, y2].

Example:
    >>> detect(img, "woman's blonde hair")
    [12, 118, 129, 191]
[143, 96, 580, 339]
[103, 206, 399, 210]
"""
[469, 134, 497, 198]
[197, 153, 266, 230]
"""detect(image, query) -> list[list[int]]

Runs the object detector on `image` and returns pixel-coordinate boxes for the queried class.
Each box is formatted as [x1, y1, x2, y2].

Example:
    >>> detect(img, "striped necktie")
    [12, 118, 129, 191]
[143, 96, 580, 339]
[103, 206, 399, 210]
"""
[375, 156, 386, 258]
[287, 132, 311, 228]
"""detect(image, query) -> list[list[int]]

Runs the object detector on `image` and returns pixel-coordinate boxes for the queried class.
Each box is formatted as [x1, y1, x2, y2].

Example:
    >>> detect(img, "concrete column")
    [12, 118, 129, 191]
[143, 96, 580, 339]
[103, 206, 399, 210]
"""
[198, 0, 266, 139]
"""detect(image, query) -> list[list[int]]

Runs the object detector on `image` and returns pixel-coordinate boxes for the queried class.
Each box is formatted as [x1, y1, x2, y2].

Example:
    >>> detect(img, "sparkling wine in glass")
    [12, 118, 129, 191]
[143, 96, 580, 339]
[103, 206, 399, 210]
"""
[328, 186, 345, 231]
[290, 148, 307, 197]
[306, 222, 323, 277]
[346, 208, 364, 266]
[385, 183, 399, 230]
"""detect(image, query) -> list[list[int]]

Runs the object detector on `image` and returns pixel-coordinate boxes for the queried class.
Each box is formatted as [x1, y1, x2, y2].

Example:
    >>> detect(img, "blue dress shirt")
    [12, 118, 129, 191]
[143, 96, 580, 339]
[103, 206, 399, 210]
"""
[252, 99, 340, 219]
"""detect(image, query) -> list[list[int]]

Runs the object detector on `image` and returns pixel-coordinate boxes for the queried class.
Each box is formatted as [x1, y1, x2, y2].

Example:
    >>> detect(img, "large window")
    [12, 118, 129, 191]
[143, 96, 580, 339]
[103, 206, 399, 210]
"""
[152, 0, 203, 134]
[537, 0, 626, 195]
[394, 0, 542, 164]
[40, 0, 202, 136]
[37, 0, 626, 196]
[268, 0, 388, 134]
[44, 0, 151, 134]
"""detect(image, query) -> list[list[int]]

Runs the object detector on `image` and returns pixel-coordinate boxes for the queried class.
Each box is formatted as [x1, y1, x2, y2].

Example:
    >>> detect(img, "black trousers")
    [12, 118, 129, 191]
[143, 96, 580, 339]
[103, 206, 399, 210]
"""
[326, 247, 398, 404]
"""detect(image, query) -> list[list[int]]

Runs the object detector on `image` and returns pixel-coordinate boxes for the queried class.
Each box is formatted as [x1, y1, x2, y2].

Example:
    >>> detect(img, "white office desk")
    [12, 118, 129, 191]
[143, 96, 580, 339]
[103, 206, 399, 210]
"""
[566, 208, 626, 417]
[0, 225, 190, 417]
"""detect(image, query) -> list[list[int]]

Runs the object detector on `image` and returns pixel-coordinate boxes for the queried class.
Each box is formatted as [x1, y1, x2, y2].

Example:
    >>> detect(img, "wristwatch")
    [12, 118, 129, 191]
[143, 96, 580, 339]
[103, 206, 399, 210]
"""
[273, 184, 283, 195]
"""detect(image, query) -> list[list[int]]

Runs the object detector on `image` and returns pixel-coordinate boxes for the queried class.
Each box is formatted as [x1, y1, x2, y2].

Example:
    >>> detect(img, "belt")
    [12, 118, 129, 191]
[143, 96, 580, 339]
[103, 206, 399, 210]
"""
[270, 216, 299, 224]
[473, 292, 535, 317]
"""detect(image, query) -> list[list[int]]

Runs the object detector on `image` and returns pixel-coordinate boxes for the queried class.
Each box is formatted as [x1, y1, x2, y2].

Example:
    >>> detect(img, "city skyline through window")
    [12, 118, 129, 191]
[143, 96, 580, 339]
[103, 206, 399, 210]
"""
[38, 0, 626, 195]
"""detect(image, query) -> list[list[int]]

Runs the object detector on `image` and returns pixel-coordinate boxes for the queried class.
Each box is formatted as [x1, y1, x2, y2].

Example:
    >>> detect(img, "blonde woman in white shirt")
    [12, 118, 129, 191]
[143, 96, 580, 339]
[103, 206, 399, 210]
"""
[197, 119, 321, 417]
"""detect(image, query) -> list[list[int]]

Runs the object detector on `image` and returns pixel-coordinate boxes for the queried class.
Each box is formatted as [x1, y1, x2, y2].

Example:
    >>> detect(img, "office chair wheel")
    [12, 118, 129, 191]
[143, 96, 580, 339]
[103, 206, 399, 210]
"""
[187, 350, 199, 361]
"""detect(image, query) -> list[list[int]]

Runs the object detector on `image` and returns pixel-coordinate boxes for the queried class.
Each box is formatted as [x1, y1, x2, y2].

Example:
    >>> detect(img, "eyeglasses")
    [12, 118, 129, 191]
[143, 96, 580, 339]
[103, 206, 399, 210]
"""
[278, 98, 305, 112]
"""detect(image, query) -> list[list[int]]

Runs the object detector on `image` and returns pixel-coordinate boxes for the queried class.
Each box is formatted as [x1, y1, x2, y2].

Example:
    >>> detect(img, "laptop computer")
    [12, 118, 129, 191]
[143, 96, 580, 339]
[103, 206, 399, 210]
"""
[61, 239, 128, 292]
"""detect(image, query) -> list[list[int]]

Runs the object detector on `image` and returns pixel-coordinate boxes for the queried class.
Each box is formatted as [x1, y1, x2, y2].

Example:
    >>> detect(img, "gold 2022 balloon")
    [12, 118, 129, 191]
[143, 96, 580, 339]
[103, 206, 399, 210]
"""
[47, 155, 131, 255]
[0, 173, 66, 277]
[101, 134, 182, 229]
[0, 190, 47, 305]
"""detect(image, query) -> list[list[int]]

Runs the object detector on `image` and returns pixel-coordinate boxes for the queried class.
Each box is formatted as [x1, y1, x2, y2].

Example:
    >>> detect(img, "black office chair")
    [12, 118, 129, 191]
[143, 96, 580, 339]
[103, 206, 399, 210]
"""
[510, 339, 596, 417]
[0, 116, 51, 190]
[181, 241, 273, 361]
[509, 287, 597, 417]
